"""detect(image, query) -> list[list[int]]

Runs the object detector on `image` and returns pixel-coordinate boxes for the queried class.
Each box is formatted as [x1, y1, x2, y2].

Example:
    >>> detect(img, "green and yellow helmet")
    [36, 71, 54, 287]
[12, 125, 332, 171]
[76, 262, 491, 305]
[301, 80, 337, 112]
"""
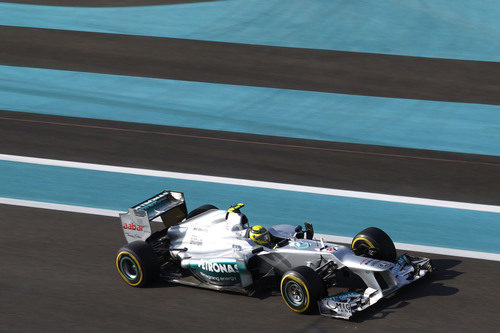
[249, 225, 271, 245]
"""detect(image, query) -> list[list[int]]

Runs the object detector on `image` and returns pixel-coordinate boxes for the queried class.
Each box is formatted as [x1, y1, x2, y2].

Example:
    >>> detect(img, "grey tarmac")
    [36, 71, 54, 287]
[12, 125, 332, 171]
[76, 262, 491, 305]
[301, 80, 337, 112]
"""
[1, 9, 500, 332]
[1, 25, 500, 104]
[1, 205, 499, 333]
[1, 110, 499, 205]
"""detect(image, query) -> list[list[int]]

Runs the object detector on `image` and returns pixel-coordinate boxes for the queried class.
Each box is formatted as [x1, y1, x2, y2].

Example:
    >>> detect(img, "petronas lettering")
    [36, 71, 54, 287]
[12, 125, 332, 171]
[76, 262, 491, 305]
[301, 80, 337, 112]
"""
[197, 260, 239, 273]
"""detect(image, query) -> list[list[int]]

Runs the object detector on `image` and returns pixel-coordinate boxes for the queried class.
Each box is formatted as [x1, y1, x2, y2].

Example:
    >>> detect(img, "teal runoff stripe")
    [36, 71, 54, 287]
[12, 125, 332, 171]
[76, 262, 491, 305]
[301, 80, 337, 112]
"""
[1, 65, 500, 156]
[1, 0, 500, 61]
[0, 160, 498, 254]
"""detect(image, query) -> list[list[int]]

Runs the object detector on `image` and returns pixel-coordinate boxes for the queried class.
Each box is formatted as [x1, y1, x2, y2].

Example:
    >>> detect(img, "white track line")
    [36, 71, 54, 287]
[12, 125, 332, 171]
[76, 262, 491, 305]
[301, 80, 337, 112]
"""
[1, 153, 500, 213]
[1, 197, 499, 261]
[0, 197, 119, 217]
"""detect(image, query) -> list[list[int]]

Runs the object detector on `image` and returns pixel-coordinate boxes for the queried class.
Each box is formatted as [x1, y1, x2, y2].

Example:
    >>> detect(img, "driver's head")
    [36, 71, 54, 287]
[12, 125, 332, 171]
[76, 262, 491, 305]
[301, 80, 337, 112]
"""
[249, 225, 271, 246]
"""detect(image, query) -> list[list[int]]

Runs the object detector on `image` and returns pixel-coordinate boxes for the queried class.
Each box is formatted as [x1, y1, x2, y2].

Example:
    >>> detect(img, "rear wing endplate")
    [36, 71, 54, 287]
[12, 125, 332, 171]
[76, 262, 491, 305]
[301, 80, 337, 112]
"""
[119, 190, 187, 243]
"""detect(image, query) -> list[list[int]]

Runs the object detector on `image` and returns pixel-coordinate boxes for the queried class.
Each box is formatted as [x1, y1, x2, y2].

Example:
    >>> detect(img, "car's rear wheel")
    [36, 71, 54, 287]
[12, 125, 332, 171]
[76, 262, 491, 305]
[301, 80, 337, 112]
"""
[116, 241, 159, 287]
[185, 204, 218, 220]
[280, 266, 326, 314]
[351, 227, 396, 262]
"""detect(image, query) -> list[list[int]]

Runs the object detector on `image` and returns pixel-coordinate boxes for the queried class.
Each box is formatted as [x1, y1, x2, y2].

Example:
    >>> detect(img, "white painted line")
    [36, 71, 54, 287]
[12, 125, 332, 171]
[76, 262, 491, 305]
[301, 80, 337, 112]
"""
[1, 153, 500, 213]
[0, 197, 119, 217]
[1, 197, 499, 261]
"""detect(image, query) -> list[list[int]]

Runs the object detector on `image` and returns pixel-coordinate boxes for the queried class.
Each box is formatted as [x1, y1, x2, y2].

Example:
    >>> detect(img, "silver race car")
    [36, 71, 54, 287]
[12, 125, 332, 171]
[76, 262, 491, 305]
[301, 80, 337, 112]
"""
[116, 190, 432, 319]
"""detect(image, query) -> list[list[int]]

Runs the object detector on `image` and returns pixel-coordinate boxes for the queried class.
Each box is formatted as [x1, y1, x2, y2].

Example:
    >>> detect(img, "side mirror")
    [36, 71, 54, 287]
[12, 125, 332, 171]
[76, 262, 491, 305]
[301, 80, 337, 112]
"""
[294, 225, 304, 239]
[304, 222, 314, 240]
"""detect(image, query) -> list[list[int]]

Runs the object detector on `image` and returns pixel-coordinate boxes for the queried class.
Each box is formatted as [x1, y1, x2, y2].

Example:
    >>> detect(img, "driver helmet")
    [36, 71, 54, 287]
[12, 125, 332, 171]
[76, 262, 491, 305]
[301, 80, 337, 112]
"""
[249, 225, 271, 245]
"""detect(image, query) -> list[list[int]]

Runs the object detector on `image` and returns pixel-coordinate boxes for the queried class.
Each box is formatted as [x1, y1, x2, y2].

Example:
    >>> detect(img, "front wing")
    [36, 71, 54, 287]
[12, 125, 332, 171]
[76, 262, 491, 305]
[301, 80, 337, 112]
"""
[318, 254, 433, 319]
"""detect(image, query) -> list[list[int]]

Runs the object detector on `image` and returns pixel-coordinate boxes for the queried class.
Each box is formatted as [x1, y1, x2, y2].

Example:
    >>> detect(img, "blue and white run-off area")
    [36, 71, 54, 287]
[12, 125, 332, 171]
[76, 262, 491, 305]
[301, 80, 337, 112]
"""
[0, 0, 499, 261]
[1, 154, 499, 259]
[1, 0, 500, 61]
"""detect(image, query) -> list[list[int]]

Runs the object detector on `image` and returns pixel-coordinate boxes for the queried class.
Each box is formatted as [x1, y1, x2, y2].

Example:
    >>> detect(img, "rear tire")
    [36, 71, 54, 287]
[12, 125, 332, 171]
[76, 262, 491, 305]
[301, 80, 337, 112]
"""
[116, 241, 159, 287]
[280, 266, 326, 314]
[185, 204, 218, 220]
[351, 227, 396, 262]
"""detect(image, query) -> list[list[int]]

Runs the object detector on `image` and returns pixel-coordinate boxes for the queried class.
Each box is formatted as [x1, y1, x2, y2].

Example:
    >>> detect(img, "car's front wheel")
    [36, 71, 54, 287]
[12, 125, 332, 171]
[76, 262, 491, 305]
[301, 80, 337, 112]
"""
[351, 227, 396, 262]
[280, 266, 326, 314]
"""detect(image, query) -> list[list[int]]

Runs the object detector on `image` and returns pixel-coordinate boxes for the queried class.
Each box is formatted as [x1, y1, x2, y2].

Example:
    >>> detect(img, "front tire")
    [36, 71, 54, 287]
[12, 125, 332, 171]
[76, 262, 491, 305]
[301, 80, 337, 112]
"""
[280, 266, 326, 314]
[116, 241, 159, 287]
[351, 227, 396, 262]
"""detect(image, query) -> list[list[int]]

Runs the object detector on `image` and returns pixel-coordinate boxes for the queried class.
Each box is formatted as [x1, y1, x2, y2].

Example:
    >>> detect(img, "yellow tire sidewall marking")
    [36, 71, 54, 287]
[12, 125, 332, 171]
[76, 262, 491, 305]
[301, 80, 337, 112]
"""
[280, 273, 310, 312]
[352, 237, 375, 249]
[116, 251, 143, 287]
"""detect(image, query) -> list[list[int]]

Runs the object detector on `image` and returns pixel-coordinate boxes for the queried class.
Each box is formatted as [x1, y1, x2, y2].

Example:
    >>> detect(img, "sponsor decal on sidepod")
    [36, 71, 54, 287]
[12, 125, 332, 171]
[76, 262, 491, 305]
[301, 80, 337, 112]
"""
[198, 260, 239, 274]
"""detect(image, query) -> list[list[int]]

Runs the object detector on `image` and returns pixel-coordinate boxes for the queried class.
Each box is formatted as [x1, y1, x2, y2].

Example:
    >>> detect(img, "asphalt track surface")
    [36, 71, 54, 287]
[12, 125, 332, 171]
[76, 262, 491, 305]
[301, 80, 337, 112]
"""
[1, 205, 499, 333]
[1, 26, 500, 104]
[1, 4, 500, 332]
[1, 110, 500, 205]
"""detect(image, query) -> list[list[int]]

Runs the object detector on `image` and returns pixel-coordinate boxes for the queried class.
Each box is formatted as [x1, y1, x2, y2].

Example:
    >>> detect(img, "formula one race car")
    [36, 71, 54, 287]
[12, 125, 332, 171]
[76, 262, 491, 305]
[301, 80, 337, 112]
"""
[115, 190, 432, 319]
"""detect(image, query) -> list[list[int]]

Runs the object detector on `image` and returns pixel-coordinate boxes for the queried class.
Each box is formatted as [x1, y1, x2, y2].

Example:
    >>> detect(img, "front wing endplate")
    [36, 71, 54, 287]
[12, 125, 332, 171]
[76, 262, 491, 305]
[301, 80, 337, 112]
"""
[318, 255, 432, 319]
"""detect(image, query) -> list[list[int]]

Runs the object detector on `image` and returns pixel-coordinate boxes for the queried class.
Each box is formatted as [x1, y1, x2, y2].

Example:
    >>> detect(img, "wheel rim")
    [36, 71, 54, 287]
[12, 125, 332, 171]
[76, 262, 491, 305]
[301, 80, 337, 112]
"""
[352, 238, 374, 257]
[120, 256, 138, 281]
[284, 280, 305, 307]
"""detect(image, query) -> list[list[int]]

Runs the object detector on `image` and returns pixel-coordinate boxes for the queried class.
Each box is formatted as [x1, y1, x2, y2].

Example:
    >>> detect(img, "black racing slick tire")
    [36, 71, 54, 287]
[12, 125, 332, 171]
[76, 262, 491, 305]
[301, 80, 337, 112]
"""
[116, 241, 159, 287]
[280, 266, 326, 314]
[351, 227, 397, 262]
[185, 204, 218, 220]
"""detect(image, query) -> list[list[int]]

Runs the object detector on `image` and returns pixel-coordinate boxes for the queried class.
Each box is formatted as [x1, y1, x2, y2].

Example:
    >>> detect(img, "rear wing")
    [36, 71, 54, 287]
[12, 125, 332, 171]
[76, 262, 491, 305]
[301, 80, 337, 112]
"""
[119, 190, 187, 243]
